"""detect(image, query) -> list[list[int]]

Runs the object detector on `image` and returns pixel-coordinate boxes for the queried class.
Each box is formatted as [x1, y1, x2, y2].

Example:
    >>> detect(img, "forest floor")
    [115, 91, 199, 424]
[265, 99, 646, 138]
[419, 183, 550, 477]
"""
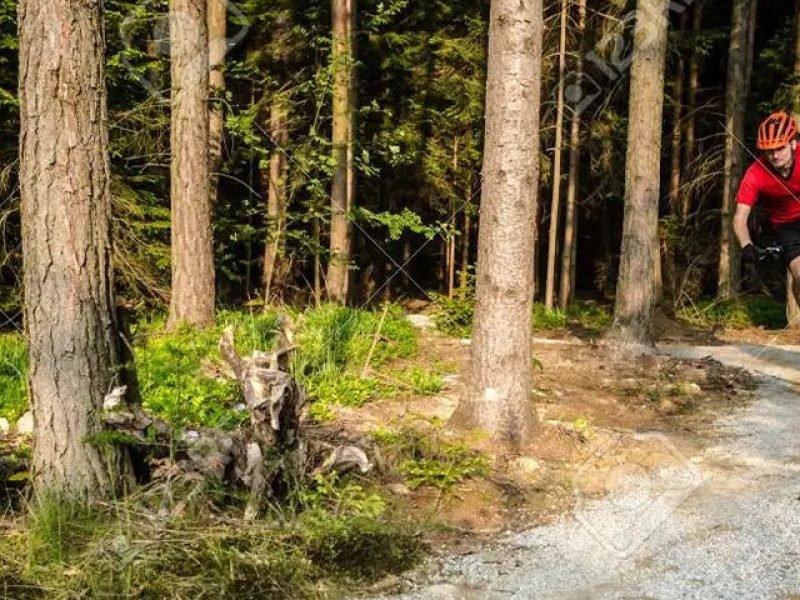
[319, 316, 786, 597]
[348, 319, 800, 598]
[361, 339, 800, 599]
[3, 308, 797, 598]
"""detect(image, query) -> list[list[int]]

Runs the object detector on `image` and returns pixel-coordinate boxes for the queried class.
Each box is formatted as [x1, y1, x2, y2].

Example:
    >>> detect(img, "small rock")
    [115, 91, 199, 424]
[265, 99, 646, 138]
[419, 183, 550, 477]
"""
[659, 399, 677, 413]
[406, 314, 434, 329]
[103, 386, 127, 411]
[460, 338, 472, 346]
[678, 382, 702, 395]
[369, 574, 403, 594]
[0, 418, 9, 434]
[387, 482, 412, 496]
[427, 583, 484, 600]
[16, 411, 33, 435]
[321, 445, 372, 475]
[509, 457, 542, 482]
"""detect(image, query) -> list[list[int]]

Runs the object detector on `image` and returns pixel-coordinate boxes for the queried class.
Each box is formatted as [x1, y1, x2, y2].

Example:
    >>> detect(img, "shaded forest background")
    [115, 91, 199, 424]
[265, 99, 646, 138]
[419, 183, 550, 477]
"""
[0, 0, 795, 317]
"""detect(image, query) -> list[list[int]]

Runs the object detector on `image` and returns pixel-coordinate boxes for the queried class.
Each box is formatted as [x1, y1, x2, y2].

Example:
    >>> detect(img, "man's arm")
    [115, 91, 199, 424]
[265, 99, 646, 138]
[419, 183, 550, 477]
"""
[733, 203, 752, 249]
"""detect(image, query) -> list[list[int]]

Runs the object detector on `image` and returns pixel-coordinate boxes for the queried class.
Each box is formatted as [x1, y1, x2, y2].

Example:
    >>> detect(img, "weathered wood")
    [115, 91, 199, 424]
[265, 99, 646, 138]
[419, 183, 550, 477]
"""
[96, 318, 372, 519]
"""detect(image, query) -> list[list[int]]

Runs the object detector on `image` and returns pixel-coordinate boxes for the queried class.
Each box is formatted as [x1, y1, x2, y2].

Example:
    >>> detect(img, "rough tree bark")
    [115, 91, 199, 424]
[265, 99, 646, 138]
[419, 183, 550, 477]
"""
[263, 98, 289, 304]
[559, 0, 586, 310]
[609, 0, 669, 344]
[19, 0, 131, 497]
[451, 0, 542, 447]
[460, 171, 474, 298]
[682, 0, 704, 221]
[789, 0, 800, 327]
[448, 139, 459, 298]
[208, 0, 226, 205]
[327, 0, 356, 304]
[669, 12, 687, 215]
[544, 0, 568, 311]
[168, 0, 216, 328]
[662, 10, 689, 312]
[717, 0, 755, 300]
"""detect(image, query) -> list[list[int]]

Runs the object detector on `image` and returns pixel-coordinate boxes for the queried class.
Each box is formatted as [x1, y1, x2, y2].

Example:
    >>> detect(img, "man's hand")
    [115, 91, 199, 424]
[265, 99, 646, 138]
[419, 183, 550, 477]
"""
[741, 243, 767, 263]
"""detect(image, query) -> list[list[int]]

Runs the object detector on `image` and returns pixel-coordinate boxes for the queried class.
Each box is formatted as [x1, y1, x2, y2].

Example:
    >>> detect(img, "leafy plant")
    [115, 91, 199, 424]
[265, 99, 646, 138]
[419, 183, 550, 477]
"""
[430, 293, 474, 337]
[0, 333, 27, 422]
[372, 425, 491, 490]
[1, 472, 423, 598]
[676, 296, 786, 330]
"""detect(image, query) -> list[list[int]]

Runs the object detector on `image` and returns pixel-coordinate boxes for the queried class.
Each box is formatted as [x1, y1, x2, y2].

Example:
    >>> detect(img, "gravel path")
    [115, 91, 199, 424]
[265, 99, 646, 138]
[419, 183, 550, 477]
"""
[370, 343, 800, 600]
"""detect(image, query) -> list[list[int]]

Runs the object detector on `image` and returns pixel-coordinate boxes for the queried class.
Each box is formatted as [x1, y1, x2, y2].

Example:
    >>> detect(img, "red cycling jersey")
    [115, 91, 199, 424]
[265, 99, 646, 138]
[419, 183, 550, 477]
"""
[737, 144, 800, 226]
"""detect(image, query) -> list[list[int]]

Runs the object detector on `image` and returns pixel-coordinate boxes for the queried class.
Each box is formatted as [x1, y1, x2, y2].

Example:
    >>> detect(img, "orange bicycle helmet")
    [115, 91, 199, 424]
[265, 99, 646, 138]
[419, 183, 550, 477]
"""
[757, 111, 797, 150]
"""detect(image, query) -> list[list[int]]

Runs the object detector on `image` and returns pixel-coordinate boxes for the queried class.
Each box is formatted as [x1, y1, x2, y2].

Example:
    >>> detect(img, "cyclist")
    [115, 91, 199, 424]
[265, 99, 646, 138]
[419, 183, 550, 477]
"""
[734, 111, 800, 303]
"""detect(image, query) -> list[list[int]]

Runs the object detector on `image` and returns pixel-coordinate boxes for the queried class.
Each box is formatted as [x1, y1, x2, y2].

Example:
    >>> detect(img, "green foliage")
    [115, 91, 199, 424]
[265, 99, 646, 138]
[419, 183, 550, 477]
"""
[0, 333, 27, 422]
[0, 306, 438, 429]
[134, 323, 245, 429]
[294, 304, 417, 375]
[431, 292, 612, 337]
[304, 371, 388, 408]
[132, 310, 279, 428]
[355, 207, 438, 241]
[676, 297, 787, 330]
[293, 304, 432, 415]
[565, 302, 613, 331]
[293, 473, 420, 580]
[372, 425, 490, 490]
[299, 511, 421, 580]
[84, 431, 147, 448]
[533, 303, 612, 332]
[431, 292, 474, 337]
[26, 496, 108, 566]
[532, 305, 568, 329]
[394, 366, 444, 396]
[1, 473, 423, 599]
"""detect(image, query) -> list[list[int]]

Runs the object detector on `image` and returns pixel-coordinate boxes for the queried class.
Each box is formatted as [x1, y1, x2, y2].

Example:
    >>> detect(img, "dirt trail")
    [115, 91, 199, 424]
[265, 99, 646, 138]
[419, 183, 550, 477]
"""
[369, 342, 800, 600]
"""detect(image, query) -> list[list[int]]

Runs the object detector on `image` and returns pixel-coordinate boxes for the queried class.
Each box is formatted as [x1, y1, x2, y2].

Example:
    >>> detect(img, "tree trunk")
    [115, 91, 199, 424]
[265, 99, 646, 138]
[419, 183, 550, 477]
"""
[559, 0, 586, 310]
[682, 0, 704, 221]
[717, 0, 755, 300]
[662, 10, 689, 312]
[544, 0, 568, 311]
[263, 98, 289, 305]
[789, 0, 800, 327]
[327, 0, 356, 304]
[669, 13, 687, 214]
[19, 0, 131, 497]
[451, 0, 542, 447]
[313, 217, 322, 306]
[448, 230, 456, 298]
[448, 139, 459, 298]
[610, 0, 669, 344]
[168, 0, 215, 328]
[208, 0, 226, 205]
[460, 176, 473, 298]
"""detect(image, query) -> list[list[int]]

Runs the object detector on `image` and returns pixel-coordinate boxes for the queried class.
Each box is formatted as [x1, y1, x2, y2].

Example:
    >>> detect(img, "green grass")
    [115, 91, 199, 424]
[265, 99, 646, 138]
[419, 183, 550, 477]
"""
[133, 310, 280, 428]
[431, 294, 612, 337]
[125, 305, 426, 426]
[292, 304, 417, 375]
[372, 425, 491, 491]
[675, 296, 786, 330]
[0, 306, 441, 430]
[0, 476, 423, 600]
[293, 304, 441, 416]
[0, 333, 28, 423]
